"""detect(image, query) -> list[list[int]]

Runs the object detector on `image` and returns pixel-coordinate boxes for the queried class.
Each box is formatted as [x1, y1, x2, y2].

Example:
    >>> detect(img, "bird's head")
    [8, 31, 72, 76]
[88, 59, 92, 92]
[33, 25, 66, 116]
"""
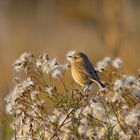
[68, 52, 87, 63]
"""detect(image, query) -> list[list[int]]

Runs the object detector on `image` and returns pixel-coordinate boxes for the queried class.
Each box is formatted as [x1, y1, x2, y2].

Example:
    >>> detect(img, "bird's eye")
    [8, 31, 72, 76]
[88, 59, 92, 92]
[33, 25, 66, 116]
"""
[74, 56, 78, 59]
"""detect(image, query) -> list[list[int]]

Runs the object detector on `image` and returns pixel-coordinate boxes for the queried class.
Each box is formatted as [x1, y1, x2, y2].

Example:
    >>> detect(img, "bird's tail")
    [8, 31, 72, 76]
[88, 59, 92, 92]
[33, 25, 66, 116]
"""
[98, 81, 106, 88]
[90, 79, 106, 88]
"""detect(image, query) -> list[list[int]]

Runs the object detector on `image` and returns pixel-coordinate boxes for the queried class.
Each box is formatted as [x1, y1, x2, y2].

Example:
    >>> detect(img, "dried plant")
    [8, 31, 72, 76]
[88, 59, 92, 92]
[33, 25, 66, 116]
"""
[5, 51, 140, 140]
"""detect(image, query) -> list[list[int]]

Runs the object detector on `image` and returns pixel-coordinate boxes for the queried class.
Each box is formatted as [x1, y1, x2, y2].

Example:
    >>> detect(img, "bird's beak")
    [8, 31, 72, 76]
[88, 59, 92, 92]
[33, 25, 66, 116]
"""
[68, 56, 73, 58]
[67, 55, 74, 63]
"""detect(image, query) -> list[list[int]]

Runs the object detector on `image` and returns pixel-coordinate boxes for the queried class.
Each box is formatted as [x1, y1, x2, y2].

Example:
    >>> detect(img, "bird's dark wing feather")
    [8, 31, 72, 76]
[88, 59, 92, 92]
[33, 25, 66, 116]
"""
[84, 57, 100, 81]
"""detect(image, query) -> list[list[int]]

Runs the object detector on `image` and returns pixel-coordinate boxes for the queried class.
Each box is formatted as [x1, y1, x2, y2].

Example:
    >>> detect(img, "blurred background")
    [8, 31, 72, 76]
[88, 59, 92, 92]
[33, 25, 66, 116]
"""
[0, 0, 140, 139]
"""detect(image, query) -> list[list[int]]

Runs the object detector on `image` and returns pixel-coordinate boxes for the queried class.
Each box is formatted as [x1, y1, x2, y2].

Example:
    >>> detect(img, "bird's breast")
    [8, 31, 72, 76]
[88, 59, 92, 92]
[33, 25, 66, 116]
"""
[71, 64, 89, 86]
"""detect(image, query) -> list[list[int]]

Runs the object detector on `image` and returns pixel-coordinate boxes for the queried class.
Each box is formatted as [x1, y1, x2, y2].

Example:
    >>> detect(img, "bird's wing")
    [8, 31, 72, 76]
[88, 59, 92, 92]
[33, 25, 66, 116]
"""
[84, 57, 100, 81]
[73, 58, 100, 82]
[74, 62, 91, 77]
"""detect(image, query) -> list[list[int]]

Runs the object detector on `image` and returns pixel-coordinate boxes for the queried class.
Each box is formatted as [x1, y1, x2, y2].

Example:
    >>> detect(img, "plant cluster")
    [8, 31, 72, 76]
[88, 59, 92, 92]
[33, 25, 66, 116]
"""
[5, 52, 140, 140]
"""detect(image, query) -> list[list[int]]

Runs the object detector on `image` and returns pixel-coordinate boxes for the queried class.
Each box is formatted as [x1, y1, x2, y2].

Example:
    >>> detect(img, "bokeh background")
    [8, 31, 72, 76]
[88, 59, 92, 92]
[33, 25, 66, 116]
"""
[0, 0, 140, 139]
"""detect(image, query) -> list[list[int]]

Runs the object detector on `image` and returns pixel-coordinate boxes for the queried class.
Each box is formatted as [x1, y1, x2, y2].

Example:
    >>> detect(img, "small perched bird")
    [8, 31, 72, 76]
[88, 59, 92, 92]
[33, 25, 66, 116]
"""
[68, 52, 106, 90]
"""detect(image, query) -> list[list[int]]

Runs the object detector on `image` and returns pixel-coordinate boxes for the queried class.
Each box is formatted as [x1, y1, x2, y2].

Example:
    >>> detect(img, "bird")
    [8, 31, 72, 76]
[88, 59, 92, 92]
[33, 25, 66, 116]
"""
[68, 52, 106, 90]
